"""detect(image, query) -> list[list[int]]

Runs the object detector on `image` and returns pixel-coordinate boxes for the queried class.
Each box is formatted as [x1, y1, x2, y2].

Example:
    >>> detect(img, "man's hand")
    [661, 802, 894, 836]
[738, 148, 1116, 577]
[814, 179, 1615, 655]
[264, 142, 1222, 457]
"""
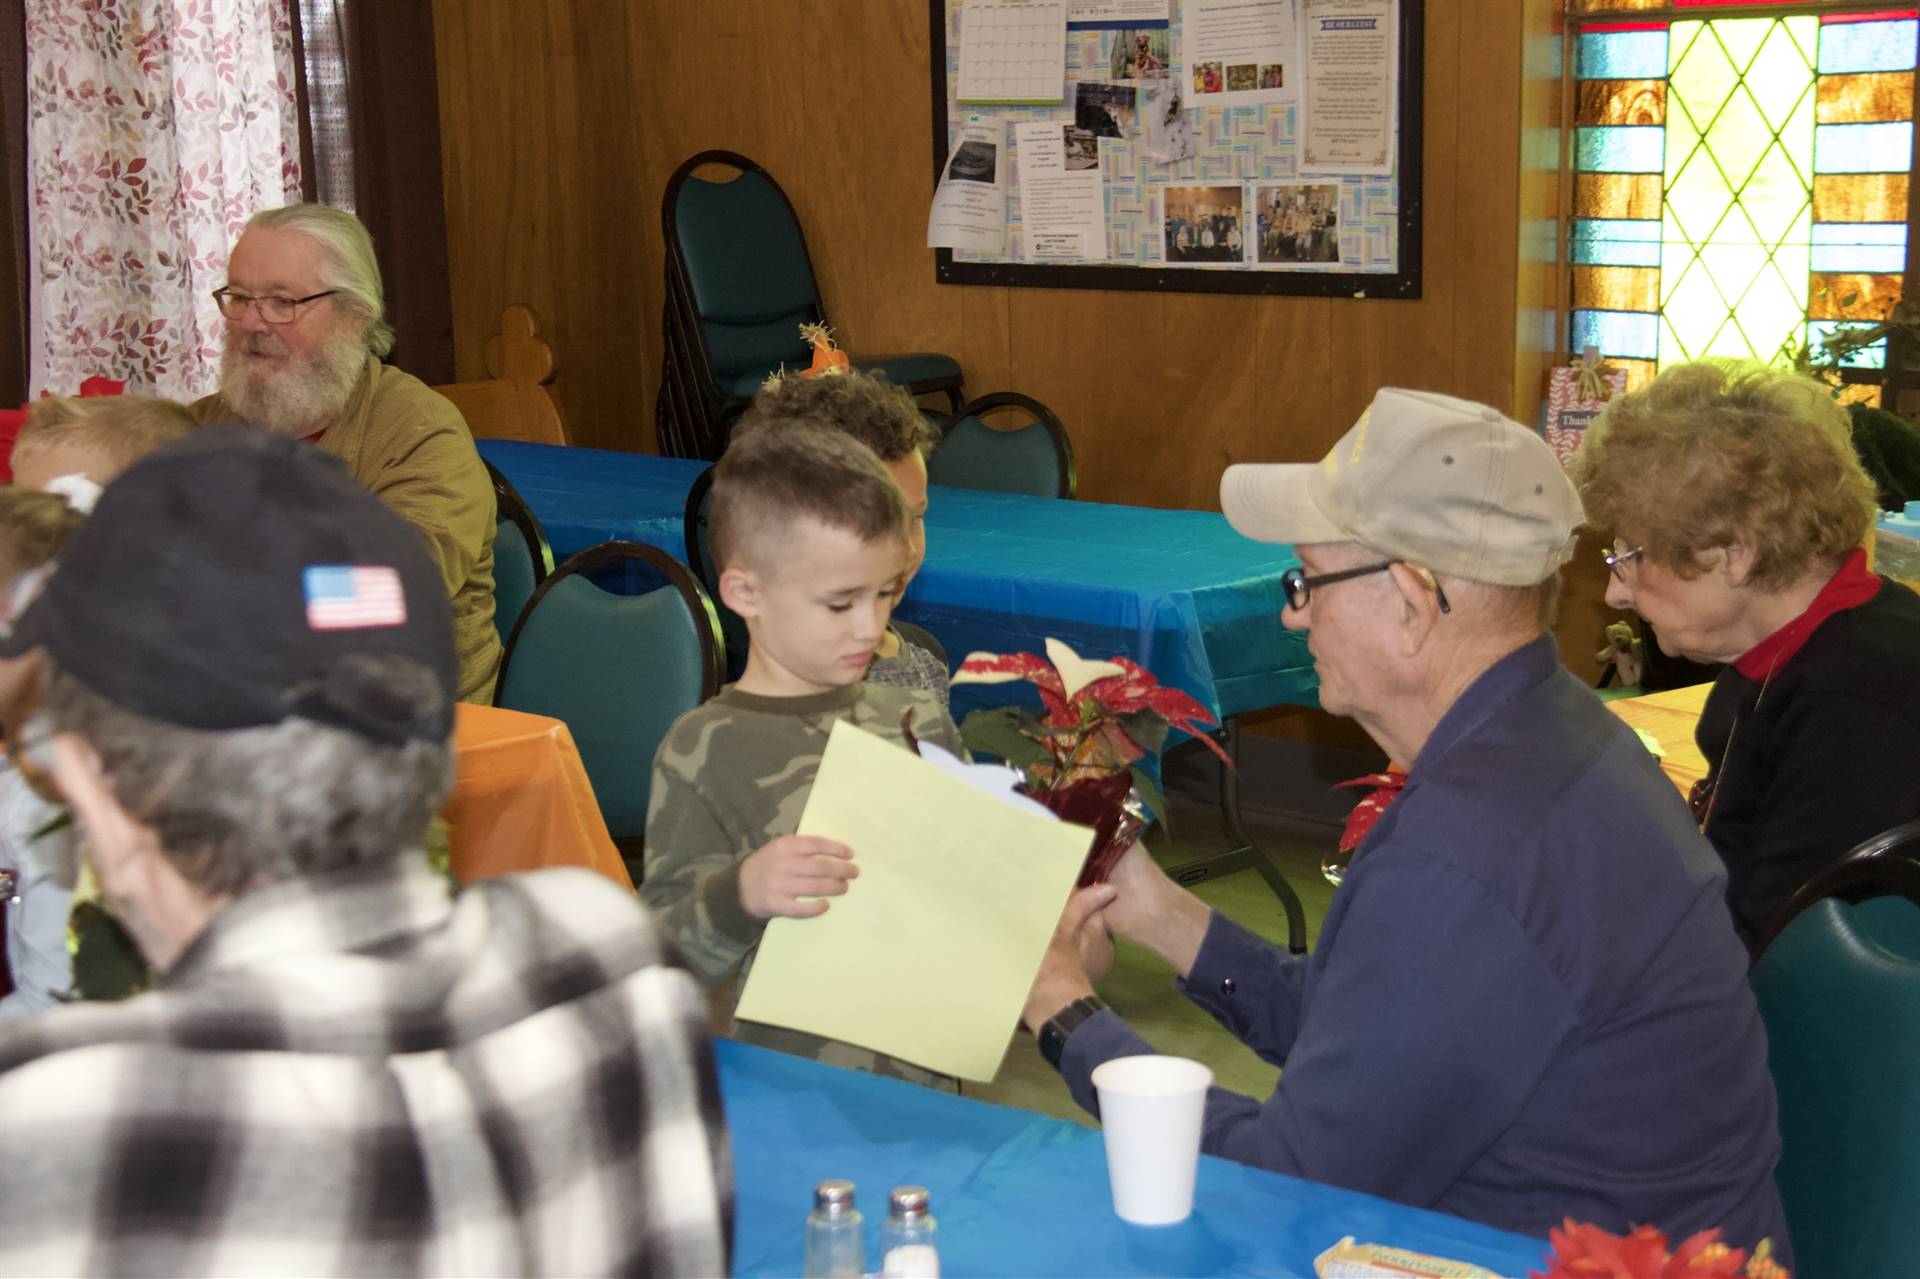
[1103, 840, 1213, 979]
[1021, 883, 1117, 1033]
[737, 836, 857, 919]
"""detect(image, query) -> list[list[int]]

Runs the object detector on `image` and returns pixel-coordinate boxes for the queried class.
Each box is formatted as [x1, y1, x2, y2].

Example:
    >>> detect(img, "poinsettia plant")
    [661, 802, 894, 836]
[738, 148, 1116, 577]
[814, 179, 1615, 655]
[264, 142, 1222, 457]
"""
[1534, 1220, 1788, 1279]
[951, 638, 1230, 885]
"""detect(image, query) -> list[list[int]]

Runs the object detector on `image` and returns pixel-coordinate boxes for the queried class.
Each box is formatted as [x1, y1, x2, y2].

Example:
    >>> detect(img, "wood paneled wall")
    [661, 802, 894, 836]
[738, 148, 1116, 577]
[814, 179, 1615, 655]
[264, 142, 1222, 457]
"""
[434, 0, 1615, 681]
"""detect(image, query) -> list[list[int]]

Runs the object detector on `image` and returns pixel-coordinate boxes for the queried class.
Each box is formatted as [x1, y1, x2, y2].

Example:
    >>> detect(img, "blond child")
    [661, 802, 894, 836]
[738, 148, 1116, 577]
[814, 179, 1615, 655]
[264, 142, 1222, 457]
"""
[749, 371, 950, 705]
[0, 488, 86, 1020]
[10, 394, 196, 496]
[640, 420, 964, 1087]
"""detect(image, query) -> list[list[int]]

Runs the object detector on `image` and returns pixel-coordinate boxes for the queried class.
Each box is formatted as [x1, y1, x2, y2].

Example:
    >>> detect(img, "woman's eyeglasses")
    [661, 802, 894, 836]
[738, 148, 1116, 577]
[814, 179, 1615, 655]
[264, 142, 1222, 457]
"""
[1603, 544, 1646, 579]
[1281, 562, 1451, 614]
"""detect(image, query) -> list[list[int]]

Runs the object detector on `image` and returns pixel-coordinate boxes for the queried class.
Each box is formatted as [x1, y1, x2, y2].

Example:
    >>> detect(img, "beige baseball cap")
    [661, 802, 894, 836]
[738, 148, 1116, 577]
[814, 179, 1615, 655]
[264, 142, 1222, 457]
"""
[1220, 387, 1584, 586]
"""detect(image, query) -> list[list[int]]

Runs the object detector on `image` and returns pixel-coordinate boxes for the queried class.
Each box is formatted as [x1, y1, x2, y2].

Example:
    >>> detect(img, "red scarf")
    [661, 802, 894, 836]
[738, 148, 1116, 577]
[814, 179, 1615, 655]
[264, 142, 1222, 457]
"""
[1732, 548, 1881, 682]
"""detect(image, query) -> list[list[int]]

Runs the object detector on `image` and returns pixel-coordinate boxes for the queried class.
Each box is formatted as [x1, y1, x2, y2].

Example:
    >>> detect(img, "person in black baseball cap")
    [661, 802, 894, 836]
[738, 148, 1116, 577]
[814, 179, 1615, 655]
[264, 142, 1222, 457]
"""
[0, 427, 733, 1274]
[0, 425, 459, 966]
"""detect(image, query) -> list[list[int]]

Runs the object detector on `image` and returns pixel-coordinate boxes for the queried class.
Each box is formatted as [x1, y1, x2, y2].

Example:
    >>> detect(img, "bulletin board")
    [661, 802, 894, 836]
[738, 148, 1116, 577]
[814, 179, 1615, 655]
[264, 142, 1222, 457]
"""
[929, 0, 1423, 299]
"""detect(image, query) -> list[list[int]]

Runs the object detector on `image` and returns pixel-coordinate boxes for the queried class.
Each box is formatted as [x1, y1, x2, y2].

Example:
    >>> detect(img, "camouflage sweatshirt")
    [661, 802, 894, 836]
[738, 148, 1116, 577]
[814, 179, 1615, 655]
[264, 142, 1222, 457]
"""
[641, 682, 965, 1086]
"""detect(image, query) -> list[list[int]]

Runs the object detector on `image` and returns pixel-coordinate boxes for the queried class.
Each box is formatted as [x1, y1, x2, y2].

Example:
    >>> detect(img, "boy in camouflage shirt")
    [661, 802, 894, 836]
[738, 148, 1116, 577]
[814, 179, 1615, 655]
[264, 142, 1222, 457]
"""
[750, 370, 951, 707]
[641, 418, 964, 1087]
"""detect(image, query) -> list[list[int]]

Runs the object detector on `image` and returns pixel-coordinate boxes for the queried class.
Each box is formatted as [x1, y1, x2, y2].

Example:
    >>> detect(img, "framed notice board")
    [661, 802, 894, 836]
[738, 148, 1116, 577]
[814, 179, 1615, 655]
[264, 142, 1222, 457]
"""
[929, 0, 1423, 298]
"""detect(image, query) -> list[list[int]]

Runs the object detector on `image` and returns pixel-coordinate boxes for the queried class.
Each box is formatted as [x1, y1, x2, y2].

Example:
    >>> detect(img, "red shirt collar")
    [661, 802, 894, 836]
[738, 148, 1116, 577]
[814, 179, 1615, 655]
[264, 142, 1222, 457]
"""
[1732, 547, 1881, 682]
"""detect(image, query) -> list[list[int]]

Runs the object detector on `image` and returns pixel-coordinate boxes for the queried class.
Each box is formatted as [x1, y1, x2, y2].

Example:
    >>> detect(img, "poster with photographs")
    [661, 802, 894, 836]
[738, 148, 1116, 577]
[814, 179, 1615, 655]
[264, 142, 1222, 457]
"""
[927, 116, 1007, 253]
[1185, 0, 1296, 105]
[933, 0, 1417, 293]
[1255, 183, 1341, 264]
[1164, 185, 1246, 264]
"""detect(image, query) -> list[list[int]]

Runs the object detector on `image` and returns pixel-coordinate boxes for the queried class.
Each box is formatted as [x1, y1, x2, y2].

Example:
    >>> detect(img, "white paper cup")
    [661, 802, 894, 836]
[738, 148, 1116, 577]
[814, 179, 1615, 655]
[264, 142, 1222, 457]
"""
[1091, 1054, 1213, 1226]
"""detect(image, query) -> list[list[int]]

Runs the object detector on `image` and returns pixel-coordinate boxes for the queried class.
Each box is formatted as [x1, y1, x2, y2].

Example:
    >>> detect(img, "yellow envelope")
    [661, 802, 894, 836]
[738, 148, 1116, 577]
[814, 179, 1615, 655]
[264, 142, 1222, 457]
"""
[733, 719, 1094, 1081]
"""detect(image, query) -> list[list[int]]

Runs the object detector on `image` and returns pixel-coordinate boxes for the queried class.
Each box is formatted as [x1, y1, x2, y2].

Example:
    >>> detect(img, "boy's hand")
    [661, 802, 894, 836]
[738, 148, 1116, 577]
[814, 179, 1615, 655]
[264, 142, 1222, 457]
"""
[738, 836, 857, 919]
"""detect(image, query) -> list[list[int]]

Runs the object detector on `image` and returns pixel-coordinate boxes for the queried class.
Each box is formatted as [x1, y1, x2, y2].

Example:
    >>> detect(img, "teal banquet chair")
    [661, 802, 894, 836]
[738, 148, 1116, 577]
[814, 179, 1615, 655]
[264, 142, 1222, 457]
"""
[928, 391, 1077, 500]
[657, 149, 965, 459]
[1747, 823, 1920, 1278]
[484, 459, 554, 650]
[493, 542, 726, 841]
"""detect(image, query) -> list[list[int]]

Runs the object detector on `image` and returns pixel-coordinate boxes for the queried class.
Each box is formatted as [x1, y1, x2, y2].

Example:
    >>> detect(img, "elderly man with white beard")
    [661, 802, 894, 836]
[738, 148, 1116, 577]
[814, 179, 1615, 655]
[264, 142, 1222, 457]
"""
[191, 203, 500, 702]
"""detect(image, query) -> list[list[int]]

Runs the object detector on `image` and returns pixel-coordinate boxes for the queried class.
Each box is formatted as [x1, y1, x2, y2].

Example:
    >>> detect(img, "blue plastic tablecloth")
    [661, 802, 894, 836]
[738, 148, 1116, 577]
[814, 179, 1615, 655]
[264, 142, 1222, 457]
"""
[478, 440, 1318, 719]
[717, 1040, 1545, 1278]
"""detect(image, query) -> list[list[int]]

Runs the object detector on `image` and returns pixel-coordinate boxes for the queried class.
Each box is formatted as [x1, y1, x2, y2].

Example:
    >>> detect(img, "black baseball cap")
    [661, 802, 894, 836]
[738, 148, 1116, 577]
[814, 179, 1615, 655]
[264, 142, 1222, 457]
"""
[0, 426, 458, 744]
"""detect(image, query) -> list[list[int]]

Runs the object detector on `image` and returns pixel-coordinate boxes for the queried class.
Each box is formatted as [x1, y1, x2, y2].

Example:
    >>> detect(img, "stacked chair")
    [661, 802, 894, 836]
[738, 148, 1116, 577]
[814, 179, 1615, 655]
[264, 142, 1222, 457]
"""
[657, 150, 966, 460]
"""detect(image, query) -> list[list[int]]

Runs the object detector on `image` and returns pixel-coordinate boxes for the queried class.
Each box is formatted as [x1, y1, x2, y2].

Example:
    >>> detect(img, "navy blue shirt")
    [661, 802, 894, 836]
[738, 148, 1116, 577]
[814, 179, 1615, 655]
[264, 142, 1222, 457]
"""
[1064, 636, 1790, 1255]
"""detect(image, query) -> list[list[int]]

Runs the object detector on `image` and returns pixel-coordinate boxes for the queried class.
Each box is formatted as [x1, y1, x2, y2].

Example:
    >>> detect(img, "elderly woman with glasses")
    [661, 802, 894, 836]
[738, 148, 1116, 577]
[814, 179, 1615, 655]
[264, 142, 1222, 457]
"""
[1571, 360, 1920, 946]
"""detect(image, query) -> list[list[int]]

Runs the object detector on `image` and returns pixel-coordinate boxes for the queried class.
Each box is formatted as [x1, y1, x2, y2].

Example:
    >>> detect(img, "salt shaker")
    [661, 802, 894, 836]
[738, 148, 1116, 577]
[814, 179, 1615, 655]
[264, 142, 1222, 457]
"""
[879, 1185, 940, 1278]
[803, 1179, 865, 1279]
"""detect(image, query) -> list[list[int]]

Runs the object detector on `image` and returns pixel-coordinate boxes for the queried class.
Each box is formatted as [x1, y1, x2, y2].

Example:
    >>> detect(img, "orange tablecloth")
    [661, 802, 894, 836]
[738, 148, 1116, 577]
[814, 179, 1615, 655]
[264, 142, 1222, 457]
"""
[1606, 683, 1713, 797]
[446, 703, 633, 891]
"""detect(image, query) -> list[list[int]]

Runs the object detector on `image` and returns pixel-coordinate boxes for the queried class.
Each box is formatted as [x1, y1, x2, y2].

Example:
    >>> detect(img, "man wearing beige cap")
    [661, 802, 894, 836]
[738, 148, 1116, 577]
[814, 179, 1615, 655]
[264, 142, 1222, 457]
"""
[1022, 389, 1791, 1256]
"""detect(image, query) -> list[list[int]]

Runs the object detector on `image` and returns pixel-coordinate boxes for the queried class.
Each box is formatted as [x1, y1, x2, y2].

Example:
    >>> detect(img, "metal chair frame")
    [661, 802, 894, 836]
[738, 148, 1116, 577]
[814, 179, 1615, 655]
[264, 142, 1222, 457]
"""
[485, 459, 556, 583]
[1749, 821, 1920, 963]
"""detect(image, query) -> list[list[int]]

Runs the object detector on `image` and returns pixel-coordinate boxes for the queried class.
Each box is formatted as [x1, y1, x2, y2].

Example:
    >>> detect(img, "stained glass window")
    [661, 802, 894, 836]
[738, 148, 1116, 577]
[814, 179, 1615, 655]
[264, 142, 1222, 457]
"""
[1569, 6, 1917, 403]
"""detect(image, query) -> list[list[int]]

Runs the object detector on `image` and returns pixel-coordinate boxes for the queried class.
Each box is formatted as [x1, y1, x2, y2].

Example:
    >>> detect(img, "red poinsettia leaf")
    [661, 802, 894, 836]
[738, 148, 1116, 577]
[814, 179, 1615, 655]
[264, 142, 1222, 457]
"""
[1086, 657, 1218, 721]
[1537, 1221, 1675, 1279]
[955, 650, 1053, 681]
[1665, 1231, 1745, 1279]
[956, 649, 1072, 721]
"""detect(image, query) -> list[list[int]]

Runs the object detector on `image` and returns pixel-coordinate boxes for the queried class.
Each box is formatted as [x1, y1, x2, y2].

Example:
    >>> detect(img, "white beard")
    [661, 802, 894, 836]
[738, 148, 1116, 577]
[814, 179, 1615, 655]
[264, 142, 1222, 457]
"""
[218, 325, 369, 436]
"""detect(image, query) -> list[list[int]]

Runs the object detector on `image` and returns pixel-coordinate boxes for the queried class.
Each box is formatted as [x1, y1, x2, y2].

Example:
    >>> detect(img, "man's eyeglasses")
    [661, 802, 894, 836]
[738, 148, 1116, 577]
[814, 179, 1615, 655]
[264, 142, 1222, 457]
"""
[1281, 561, 1451, 614]
[1603, 544, 1646, 578]
[211, 287, 337, 324]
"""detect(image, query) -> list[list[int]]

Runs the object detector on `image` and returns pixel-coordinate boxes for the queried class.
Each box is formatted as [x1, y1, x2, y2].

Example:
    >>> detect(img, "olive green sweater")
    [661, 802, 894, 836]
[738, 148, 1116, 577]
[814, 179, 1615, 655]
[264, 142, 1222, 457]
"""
[194, 355, 500, 702]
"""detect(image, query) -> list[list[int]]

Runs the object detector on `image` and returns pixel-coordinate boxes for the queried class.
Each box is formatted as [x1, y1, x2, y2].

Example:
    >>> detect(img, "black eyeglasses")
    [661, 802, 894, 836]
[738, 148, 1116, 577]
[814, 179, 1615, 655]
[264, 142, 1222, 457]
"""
[1281, 561, 1451, 614]
[211, 287, 337, 324]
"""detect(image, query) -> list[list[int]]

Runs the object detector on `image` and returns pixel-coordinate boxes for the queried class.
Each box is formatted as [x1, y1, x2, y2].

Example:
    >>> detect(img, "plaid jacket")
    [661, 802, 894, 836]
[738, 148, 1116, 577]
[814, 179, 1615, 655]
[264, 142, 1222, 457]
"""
[0, 859, 730, 1277]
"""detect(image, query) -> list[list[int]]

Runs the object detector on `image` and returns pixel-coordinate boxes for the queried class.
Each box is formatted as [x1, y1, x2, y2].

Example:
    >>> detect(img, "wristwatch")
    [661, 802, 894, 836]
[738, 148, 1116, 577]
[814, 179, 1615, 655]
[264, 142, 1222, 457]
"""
[1038, 995, 1109, 1071]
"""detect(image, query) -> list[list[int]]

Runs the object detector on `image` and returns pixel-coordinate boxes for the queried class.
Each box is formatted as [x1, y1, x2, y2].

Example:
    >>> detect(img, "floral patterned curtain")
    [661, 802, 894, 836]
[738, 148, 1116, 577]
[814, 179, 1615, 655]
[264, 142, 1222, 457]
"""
[24, 0, 302, 400]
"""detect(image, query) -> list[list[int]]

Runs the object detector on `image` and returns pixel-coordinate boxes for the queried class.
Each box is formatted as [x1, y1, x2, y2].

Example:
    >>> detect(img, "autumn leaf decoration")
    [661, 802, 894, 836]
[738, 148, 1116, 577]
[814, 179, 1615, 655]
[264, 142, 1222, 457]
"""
[798, 322, 851, 378]
[953, 638, 1230, 885]
[1534, 1220, 1788, 1279]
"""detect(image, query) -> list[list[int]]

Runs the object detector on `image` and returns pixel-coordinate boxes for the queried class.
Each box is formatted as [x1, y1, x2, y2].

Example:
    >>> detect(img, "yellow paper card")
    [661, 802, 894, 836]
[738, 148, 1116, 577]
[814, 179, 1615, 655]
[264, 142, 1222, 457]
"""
[733, 719, 1093, 1082]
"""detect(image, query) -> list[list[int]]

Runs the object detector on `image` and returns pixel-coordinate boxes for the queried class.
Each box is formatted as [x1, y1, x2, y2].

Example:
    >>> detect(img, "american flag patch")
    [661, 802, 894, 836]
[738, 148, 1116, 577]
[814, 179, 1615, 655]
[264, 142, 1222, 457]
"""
[303, 565, 407, 631]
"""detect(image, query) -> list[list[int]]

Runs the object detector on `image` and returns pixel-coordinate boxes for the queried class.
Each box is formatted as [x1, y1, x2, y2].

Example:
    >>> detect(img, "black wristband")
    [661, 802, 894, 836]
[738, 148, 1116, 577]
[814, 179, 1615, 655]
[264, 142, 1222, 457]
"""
[1038, 995, 1108, 1071]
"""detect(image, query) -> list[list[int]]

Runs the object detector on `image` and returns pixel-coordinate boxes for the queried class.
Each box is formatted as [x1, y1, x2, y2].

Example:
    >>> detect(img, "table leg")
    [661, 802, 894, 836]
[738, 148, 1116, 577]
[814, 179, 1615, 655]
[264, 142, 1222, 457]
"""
[1165, 717, 1309, 954]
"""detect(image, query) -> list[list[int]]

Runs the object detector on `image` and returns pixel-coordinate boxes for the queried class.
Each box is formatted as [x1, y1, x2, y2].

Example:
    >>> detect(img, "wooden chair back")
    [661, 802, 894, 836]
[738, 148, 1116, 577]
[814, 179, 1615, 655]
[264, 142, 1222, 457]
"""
[434, 304, 570, 446]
